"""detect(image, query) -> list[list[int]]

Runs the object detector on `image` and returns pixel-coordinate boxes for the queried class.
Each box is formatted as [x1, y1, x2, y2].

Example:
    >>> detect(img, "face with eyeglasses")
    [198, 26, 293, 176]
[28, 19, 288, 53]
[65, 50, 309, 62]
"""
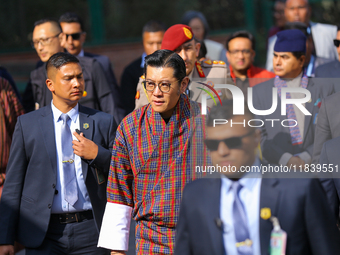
[32, 22, 63, 62]
[205, 115, 260, 176]
[144, 66, 188, 119]
[226, 37, 255, 74]
[60, 22, 86, 55]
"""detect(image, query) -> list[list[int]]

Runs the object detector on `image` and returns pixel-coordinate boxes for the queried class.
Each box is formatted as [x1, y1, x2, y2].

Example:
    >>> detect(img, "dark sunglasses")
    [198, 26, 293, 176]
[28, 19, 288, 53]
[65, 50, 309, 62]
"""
[65, 32, 84, 40]
[204, 129, 255, 151]
[334, 39, 340, 47]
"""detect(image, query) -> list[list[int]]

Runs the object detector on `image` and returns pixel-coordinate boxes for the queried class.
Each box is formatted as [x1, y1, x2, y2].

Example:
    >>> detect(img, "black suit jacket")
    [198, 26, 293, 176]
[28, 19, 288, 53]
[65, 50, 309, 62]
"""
[84, 52, 124, 122]
[175, 176, 340, 255]
[0, 104, 117, 248]
[315, 60, 340, 78]
[252, 78, 334, 164]
[312, 92, 340, 163]
[319, 136, 340, 221]
[120, 56, 143, 116]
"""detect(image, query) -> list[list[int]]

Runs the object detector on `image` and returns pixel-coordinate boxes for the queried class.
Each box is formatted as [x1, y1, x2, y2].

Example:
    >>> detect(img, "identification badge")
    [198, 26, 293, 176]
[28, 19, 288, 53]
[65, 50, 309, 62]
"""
[95, 168, 105, 184]
[270, 216, 287, 255]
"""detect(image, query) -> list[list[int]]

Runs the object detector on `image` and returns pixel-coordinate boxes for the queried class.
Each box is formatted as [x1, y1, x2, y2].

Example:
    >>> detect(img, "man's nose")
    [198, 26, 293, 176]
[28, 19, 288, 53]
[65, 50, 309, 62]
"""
[153, 84, 163, 96]
[274, 57, 281, 66]
[217, 141, 231, 156]
[37, 42, 44, 51]
[152, 43, 160, 53]
[67, 35, 73, 44]
[73, 77, 81, 87]
[178, 49, 187, 61]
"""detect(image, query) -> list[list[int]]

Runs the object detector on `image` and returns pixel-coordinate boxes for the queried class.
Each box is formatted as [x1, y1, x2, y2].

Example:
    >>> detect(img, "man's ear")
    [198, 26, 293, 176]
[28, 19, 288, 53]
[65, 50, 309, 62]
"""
[251, 50, 256, 63]
[80, 32, 86, 45]
[59, 33, 65, 46]
[300, 55, 306, 68]
[195, 42, 201, 58]
[46, 79, 55, 93]
[180, 77, 190, 93]
[226, 50, 230, 62]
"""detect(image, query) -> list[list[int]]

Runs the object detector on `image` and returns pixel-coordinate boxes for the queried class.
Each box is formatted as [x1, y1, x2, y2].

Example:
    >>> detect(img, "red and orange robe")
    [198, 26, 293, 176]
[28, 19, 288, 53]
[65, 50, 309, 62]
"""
[98, 94, 210, 254]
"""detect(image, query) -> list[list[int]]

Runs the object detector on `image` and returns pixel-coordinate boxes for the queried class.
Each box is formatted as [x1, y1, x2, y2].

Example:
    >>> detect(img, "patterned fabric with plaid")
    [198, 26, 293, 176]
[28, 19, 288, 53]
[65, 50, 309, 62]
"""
[107, 94, 210, 254]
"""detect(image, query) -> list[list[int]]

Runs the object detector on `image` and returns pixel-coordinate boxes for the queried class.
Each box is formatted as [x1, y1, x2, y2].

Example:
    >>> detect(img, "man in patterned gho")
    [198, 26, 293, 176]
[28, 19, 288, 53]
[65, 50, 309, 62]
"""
[98, 49, 209, 254]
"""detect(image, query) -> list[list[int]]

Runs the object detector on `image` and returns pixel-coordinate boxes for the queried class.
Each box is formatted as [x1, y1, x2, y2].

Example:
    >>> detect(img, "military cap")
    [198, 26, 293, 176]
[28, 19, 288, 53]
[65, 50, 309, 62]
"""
[161, 24, 194, 51]
[274, 29, 306, 53]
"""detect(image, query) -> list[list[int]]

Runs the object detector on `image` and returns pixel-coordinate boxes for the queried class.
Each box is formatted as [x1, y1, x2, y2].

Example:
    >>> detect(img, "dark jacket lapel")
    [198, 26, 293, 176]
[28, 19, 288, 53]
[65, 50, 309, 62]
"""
[206, 178, 224, 255]
[260, 177, 280, 255]
[78, 105, 94, 179]
[39, 104, 57, 179]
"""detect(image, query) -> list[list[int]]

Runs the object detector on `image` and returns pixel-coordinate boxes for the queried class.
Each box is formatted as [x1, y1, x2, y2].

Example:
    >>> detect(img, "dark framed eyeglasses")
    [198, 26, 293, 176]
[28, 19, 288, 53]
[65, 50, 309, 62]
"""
[142, 80, 179, 93]
[334, 39, 340, 47]
[204, 129, 255, 151]
[31, 33, 60, 48]
[65, 32, 85, 41]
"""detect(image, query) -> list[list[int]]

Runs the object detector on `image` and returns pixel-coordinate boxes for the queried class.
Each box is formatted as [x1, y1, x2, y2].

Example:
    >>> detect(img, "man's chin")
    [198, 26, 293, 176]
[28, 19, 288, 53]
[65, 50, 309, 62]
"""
[222, 171, 245, 180]
[186, 67, 193, 76]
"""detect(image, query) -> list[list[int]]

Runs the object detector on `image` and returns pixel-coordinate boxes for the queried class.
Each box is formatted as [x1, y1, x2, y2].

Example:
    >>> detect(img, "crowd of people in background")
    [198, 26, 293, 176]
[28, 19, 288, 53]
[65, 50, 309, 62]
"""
[2, 0, 340, 254]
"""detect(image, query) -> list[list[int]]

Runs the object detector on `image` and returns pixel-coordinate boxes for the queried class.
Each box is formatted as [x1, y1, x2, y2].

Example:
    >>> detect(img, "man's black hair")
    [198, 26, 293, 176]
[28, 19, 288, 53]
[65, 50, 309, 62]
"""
[198, 40, 207, 60]
[226, 31, 256, 51]
[34, 18, 62, 32]
[291, 51, 305, 59]
[144, 49, 186, 83]
[207, 99, 254, 127]
[59, 12, 84, 31]
[142, 20, 166, 35]
[46, 52, 79, 76]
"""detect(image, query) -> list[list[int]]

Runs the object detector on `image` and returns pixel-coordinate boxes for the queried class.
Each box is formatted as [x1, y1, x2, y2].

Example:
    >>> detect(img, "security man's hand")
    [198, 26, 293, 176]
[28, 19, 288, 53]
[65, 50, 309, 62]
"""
[72, 132, 98, 160]
[0, 245, 14, 255]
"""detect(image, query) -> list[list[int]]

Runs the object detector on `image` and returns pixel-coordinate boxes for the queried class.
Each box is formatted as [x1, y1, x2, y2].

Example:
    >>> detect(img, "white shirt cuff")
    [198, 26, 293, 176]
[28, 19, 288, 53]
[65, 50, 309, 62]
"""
[297, 151, 312, 165]
[279, 152, 293, 166]
[97, 202, 132, 251]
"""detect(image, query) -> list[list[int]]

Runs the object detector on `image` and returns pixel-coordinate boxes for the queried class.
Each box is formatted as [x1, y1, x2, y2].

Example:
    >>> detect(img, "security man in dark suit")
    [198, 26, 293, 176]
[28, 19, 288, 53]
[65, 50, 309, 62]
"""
[0, 52, 116, 255]
[59, 12, 124, 122]
[175, 100, 340, 255]
[22, 18, 120, 123]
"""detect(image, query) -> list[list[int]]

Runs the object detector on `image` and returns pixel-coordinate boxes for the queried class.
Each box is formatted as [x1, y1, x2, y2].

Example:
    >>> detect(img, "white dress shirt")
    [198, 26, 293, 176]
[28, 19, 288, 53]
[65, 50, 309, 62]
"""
[220, 159, 262, 255]
[51, 101, 92, 213]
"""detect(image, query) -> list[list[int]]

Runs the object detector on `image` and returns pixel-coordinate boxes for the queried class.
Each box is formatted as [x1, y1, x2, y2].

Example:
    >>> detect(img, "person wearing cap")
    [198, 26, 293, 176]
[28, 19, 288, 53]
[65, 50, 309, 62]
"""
[98, 50, 209, 254]
[134, 24, 232, 110]
[266, 0, 338, 72]
[252, 29, 334, 167]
